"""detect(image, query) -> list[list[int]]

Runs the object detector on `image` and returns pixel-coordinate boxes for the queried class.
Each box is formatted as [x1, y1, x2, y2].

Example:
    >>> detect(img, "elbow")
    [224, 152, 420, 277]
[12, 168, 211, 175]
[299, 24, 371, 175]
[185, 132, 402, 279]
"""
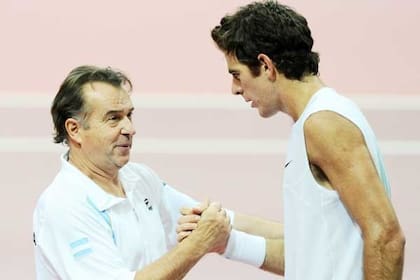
[384, 223, 405, 254]
[392, 227, 406, 257]
[365, 221, 406, 258]
[395, 228, 406, 249]
[384, 225, 406, 269]
[362, 221, 405, 277]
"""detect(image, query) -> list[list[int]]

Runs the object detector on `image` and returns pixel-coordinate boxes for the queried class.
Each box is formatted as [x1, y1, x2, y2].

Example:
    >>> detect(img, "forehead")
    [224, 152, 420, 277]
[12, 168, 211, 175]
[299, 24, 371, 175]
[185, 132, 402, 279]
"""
[82, 82, 133, 113]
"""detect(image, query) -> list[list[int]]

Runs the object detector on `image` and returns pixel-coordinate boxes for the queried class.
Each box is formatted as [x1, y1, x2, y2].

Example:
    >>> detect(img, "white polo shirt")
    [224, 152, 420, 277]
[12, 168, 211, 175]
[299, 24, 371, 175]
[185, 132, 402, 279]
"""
[33, 155, 198, 280]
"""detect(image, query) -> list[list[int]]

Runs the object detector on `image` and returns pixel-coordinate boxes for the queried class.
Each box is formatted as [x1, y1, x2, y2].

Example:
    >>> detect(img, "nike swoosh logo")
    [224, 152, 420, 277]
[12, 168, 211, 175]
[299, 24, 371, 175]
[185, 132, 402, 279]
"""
[285, 160, 292, 168]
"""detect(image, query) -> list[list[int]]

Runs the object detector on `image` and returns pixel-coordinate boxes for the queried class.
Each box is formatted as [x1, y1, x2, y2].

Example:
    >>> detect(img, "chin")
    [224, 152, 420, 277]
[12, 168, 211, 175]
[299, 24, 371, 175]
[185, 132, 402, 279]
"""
[258, 109, 275, 118]
[116, 157, 130, 168]
[116, 161, 129, 169]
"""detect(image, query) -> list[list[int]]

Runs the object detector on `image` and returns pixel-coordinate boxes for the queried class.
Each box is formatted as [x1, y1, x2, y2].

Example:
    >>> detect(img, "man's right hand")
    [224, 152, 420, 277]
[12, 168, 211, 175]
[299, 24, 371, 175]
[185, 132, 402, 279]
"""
[176, 200, 209, 242]
[177, 201, 231, 254]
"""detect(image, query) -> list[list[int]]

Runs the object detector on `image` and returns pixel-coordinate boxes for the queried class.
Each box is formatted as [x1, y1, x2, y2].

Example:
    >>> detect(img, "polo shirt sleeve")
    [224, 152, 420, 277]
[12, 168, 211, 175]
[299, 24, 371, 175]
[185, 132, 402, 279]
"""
[159, 183, 199, 249]
[128, 163, 200, 249]
[33, 193, 136, 280]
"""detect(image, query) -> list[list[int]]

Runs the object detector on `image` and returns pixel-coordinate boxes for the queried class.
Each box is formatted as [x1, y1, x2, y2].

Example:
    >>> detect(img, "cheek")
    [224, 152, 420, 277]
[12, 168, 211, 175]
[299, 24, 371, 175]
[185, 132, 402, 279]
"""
[259, 83, 274, 99]
[241, 80, 255, 94]
[245, 78, 264, 93]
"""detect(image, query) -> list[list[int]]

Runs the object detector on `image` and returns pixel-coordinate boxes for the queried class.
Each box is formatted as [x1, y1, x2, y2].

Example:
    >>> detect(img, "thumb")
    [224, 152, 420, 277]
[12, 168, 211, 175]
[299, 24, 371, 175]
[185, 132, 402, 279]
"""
[192, 198, 210, 215]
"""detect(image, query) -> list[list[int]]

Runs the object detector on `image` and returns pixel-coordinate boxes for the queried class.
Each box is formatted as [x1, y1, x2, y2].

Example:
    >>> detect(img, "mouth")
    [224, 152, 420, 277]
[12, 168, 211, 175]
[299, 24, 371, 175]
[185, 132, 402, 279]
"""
[116, 143, 132, 149]
[243, 97, 256, 108]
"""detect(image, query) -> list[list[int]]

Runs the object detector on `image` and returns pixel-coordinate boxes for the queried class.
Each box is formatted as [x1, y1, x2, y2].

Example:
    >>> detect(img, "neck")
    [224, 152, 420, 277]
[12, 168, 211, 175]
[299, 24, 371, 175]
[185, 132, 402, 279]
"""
[278, 75, 325, 122]
[67, 149, 126, 197]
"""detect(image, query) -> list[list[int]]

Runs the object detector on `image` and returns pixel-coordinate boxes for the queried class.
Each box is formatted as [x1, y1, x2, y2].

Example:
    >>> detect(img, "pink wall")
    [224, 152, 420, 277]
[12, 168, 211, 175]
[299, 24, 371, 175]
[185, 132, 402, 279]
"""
[0, 0, 419, 94]
[0, 1, 419, 279]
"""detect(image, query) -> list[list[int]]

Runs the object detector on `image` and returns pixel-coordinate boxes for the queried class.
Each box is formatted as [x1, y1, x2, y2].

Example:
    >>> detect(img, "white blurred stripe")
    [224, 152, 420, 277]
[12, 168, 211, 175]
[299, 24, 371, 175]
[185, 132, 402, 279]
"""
[379, 141, 420, 156]
[0, 93, 245, 110]
[1, 137, 420, 155]
[0, 92, 420, 110]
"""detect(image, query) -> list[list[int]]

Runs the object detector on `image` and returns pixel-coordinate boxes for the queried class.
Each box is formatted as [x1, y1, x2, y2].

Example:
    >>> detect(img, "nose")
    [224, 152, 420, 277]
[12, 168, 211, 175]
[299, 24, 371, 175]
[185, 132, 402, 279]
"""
[121, 116, 136, 136]
[231, 83, 243, 95]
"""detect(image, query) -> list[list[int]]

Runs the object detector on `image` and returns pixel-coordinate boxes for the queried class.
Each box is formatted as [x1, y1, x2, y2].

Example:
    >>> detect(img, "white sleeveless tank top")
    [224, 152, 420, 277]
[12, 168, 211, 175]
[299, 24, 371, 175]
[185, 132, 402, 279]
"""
[283, 87, 390, 279]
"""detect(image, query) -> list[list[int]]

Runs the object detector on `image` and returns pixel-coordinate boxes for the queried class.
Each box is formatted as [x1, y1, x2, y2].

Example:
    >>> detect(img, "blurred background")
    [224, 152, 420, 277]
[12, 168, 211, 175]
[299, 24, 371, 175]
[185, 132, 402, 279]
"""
[0, 0, 419, 279]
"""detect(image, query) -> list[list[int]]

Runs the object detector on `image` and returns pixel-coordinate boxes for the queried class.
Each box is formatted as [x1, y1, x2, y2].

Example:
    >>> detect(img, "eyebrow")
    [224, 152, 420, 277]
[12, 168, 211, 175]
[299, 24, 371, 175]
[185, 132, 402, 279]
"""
[228, 69, 239, 74]
[104, 107, 135, 118]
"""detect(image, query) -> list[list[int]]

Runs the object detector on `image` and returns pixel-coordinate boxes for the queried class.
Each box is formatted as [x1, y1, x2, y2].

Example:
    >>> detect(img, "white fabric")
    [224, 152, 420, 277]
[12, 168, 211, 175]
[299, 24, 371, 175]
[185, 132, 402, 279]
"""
[226, 209, 235, 227]
[283, 87, 390, 280]
[223, 229, 266, 268]
[33, 155, 197, 280]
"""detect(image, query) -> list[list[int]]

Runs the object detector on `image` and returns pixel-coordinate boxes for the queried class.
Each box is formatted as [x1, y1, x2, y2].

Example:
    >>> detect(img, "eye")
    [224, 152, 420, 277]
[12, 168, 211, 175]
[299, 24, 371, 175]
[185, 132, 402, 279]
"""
[108, 114, 121, 121]
[127, 111, 133, 120]
[232, 74, 240, 81]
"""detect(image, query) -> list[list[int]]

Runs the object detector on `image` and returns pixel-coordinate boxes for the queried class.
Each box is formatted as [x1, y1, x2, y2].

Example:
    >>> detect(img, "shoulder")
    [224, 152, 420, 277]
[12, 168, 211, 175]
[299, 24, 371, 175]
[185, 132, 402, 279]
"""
[35, 171, 79, 211]
[304, 111, 366, 165]
[34, 169, 94, 228]
[304, 110, 359, 138]
[303, 88, 368, 148]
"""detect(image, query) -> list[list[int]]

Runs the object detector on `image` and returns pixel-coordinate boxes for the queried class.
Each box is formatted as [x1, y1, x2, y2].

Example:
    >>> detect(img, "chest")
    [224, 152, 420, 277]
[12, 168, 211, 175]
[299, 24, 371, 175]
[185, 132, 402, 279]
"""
[108, 191, 167, 270]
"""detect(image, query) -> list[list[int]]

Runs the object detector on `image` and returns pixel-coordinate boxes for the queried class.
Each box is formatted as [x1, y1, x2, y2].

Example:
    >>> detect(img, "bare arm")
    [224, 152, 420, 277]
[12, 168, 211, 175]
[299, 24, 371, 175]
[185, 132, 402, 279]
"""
[304, 111, 405, 280]
[261, 238, 284, 275]
[233, 212, 283, 239]
[134, 203, 230, 280]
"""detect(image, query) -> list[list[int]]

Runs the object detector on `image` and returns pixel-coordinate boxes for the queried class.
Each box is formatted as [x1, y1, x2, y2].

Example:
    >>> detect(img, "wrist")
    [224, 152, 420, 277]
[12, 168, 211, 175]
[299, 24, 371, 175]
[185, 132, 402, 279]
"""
[223, 229, 266, 268]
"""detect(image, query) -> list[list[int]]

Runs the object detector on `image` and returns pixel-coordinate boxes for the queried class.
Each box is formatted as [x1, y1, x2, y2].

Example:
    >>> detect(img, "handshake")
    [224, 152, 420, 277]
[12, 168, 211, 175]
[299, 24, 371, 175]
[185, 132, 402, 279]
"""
[175, 200, 267, 269]
[176, 200, 232, 255]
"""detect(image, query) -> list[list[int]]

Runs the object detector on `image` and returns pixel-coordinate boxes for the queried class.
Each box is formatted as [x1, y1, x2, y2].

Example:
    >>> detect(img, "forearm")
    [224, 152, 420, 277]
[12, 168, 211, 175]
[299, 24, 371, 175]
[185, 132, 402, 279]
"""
[261, 238, 285, 276]
[364, 229, 405, 280]
[233, 212, 283, 239]
[134, 231, 209, 280]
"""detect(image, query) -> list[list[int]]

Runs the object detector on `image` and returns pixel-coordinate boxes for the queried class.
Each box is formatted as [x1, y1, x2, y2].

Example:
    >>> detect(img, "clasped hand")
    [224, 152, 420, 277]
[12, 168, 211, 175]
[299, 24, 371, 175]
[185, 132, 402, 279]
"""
[176, 200, 231, 254]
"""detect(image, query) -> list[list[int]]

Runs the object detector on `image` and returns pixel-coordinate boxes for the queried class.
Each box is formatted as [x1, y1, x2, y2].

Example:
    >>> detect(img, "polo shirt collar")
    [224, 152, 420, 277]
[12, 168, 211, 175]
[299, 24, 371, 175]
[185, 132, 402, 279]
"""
[60, 152, 128, 211]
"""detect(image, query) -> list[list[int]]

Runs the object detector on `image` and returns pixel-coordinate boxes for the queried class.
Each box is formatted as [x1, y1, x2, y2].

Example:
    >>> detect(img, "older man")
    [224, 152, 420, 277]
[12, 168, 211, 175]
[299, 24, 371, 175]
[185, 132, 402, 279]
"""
[33, 65, 273, 279]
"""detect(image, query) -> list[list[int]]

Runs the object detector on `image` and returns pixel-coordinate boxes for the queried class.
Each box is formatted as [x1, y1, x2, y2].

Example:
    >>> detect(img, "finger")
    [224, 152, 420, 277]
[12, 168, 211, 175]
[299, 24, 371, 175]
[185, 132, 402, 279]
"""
[192, 199, 210, 214]
[177, 231, 192, 243]
[178, 214, 200, 225]
[176, 222, 198, 234]
[202, 204, 218, 215]
[180, 207, 194, 215]
[191, 207, 204, 215]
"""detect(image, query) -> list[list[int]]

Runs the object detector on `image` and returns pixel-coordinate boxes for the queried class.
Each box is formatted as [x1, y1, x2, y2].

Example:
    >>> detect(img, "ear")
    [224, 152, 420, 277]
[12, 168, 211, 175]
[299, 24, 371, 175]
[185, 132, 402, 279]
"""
[257, 53, 276, 81]
[65, 118, 82, 145]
